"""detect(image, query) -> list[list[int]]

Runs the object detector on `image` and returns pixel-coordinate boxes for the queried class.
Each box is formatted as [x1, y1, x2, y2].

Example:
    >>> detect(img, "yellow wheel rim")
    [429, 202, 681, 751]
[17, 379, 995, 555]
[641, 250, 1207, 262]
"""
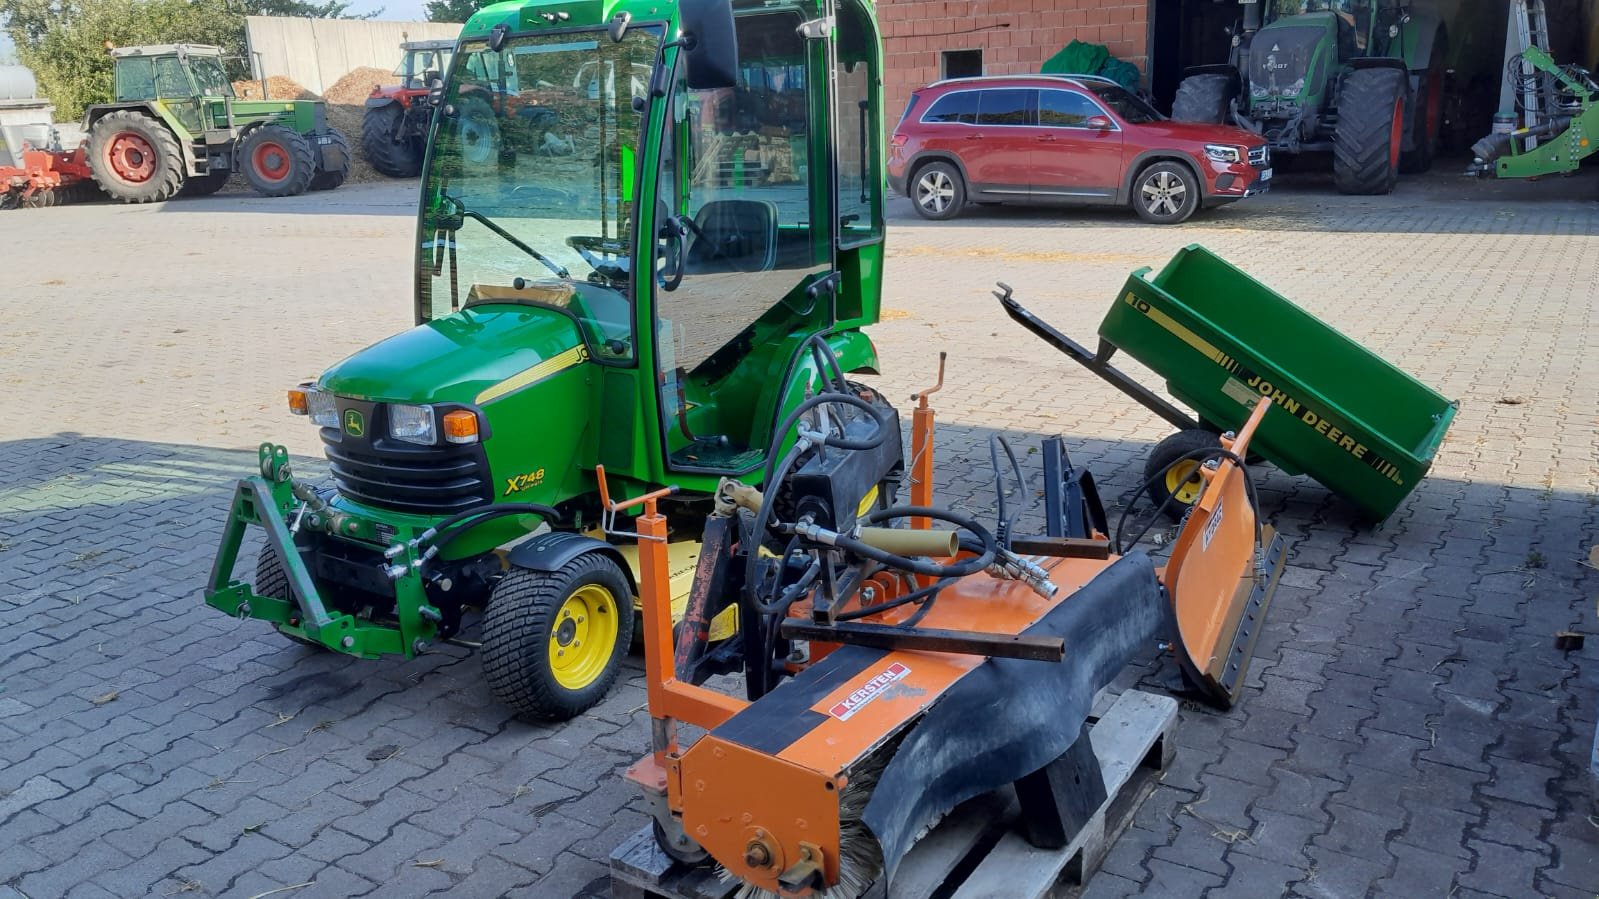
[1164, 460, 1204, 506]
[548, 583, 620, 691]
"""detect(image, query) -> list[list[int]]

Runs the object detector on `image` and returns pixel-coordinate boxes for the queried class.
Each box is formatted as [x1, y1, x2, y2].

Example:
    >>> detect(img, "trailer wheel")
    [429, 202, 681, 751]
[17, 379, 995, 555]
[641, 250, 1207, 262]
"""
[1145, 429, 1222, 521]
[1333, 67, 1407, 195]
[482, 554, 634, 721]
[911, 161, 965, 220]
[87, 110, 185, 204]
[1172, 73, 1237, 124]
[242, 125, 317, 197]
[361, 103, 423, 177]
[1132, 161, 1200, 225]
[254, 546, 326, 650]
[310, 129, 352, 191]
[181, 170, 230, 197]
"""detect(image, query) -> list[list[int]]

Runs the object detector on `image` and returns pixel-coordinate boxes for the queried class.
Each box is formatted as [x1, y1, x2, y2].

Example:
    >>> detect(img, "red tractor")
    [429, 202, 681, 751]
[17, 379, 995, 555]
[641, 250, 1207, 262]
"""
[361, 39, 455, 178]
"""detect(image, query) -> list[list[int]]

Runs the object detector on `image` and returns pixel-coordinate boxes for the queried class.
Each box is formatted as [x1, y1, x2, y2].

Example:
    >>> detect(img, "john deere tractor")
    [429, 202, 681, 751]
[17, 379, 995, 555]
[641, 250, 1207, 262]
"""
[361, 39, 456, 178]
[1171, 0, 1446, 194]
[85, 44, 351, 202]
[205, 0, 893, 721]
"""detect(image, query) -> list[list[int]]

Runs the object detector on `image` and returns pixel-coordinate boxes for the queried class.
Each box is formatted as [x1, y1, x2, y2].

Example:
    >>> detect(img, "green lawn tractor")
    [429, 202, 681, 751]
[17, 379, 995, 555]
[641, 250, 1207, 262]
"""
[204, 0, 896, 721]
[85, 44, 351, 202]
[1171, 0, 1446, 194]
[1469, 46, 1598, 182]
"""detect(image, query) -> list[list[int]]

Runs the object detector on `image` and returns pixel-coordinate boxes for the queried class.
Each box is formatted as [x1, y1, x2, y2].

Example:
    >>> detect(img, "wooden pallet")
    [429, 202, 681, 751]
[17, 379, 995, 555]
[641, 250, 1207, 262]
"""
[610, 690, 1177, 899]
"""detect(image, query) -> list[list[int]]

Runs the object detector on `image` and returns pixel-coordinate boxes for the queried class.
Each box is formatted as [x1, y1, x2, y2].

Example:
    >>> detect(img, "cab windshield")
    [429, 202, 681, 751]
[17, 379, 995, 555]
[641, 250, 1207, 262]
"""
[190, 57, 234, 97]
[416, 26, 661, 360]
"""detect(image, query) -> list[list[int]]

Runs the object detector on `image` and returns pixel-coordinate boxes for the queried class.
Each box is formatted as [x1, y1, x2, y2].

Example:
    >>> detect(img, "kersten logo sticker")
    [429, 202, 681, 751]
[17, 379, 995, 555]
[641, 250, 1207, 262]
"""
[828, 662, 911, 721]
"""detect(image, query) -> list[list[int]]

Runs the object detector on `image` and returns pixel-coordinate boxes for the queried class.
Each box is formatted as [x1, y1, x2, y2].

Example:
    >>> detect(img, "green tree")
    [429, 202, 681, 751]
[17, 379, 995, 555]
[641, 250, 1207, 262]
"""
[0, 0, 370, 119]
[425, 0, 481, 24]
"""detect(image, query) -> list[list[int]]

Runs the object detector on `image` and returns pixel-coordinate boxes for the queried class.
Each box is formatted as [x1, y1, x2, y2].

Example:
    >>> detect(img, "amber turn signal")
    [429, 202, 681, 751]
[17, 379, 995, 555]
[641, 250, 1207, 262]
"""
[442, 409, 480, 444]
[287, 388, 310, 415]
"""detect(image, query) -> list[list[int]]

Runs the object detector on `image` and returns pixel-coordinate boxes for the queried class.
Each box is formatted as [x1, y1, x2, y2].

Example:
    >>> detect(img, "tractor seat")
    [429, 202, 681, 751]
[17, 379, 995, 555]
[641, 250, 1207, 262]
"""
[685, 199, 778, 274]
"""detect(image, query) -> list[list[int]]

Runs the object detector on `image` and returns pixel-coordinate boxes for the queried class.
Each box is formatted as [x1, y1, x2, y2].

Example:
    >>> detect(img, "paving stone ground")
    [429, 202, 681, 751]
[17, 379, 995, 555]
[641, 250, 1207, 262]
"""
[2, 165, 1597, 898]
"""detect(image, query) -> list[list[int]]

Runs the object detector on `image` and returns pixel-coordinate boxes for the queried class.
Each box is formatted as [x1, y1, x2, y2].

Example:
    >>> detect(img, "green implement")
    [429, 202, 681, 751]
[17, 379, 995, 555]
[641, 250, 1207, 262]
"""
[1000, 245, 1456, 522]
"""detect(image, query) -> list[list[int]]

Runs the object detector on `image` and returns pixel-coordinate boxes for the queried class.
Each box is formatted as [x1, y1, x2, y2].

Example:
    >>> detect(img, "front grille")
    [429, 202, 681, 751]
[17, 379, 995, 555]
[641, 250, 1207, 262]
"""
[323, 430, 493, 516]
[1249, 146, 1270, 167]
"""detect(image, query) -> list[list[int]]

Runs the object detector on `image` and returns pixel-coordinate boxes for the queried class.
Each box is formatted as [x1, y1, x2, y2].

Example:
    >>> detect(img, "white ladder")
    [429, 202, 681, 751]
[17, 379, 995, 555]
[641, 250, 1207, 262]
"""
[1510, 0, 1552, 144]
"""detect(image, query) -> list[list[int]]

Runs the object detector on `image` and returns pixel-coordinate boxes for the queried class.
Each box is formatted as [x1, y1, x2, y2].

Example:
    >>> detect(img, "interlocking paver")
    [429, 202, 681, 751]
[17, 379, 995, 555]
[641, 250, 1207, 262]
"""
[3, 173, 1596, 896]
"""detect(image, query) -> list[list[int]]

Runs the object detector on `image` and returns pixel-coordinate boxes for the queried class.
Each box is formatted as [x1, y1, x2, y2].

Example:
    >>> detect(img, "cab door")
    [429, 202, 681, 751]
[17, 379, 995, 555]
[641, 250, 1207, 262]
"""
[1031, 88, 1124, 202]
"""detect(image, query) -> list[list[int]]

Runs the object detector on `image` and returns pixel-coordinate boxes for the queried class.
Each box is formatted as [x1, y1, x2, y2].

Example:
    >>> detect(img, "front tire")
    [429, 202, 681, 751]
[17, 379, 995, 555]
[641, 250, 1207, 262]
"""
[87, 110, 185, 204]
[1132, 161, 1200, 224]
[911, 161, 965, 220]
[241, 126, 317, 197]
[481, 555, 634, 721]
[1333, 68, 1407, 195]
[1172, 73, 1237, 124]
[254, 546, 326, 650]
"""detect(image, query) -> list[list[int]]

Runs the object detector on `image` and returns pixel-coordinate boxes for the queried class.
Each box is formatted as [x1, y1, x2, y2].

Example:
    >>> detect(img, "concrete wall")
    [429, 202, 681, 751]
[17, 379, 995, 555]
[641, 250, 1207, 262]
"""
[244, 17, 462, 95]
[878, 0, 1148, 127]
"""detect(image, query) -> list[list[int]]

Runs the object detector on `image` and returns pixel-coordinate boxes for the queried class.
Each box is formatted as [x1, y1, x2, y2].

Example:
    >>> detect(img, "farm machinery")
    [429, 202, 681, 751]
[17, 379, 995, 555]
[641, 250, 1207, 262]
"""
[1171, 0, 1447, 194]
[1469, 46, 1598, 182]
[85, 44, 350, 202]
[0, 65, 100, 208]
[362, 39, 457, 178]
[204, 0, 893, 722]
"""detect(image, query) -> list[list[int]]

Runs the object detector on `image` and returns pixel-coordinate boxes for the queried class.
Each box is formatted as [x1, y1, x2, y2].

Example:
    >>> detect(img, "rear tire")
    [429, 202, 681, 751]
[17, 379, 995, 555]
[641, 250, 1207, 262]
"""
[1333, 68, 1407, 195]
[254, 546, 326, 650]
[241, 125, 317, 197]
[481, 554, 634, 721]
[361, 103, 423, 177]
[1145, 429, 1222, 521]
[911, 160, 964, 220]
[1400, 31, 1447, 174]
[181, 170, 230, 197]
[1172, 73, 1237, 124]
[309, 129, 352, 191]
[1132, 161, 1200, 224]
[87, 110, 185, 204]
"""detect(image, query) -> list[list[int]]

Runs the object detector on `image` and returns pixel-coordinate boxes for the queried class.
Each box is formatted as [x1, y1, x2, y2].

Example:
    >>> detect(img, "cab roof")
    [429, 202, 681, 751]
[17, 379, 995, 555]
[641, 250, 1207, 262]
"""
[110, 44, 225, 58]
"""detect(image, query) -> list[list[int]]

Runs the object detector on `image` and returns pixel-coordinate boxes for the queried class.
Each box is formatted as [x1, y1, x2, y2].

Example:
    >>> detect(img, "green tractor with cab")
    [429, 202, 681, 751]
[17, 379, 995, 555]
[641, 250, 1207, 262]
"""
[1171, 0, 1446, 194]
[205, 0, 893, 721]
[86, 44, 351, 202]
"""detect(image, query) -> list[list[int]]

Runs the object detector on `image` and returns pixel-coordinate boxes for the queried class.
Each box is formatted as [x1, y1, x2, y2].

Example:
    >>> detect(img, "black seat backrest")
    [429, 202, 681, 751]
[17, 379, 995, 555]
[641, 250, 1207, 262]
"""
[685, 199, 778, 273]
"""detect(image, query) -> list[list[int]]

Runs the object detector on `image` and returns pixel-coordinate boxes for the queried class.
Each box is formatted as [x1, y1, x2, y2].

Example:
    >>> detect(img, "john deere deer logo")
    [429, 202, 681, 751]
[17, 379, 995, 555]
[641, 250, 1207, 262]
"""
[343, 408, 365, 437]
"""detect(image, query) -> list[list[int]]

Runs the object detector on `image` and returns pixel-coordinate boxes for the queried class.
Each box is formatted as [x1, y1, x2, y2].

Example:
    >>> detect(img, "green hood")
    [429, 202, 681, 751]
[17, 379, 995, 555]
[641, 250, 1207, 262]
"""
[320, 304, 587, 405]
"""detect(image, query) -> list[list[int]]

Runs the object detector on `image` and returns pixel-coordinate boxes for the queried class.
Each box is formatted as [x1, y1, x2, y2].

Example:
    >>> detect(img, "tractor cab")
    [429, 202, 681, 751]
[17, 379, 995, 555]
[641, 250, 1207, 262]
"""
[108, 45, 236, 135]
[394, 40, 456, 91]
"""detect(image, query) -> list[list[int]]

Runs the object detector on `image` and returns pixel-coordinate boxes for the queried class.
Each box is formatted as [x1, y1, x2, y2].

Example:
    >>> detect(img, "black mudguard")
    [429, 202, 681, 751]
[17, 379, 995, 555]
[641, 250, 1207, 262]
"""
[863, 552, 1172, 882]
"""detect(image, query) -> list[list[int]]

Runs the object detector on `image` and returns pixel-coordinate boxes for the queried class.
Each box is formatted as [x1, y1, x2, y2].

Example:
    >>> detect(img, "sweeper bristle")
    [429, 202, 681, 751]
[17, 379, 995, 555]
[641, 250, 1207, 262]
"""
[719, 740, 896, 899]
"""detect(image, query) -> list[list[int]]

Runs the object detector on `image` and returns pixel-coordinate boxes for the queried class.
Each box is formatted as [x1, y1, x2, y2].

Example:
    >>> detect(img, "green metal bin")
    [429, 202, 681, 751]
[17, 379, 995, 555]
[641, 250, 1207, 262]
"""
[1100, 245, 1457, 520]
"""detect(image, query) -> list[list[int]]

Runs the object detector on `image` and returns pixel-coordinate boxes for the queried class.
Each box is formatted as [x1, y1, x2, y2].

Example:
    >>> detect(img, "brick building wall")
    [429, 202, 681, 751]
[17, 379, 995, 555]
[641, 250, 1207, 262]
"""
[878, 0, 1150, 124]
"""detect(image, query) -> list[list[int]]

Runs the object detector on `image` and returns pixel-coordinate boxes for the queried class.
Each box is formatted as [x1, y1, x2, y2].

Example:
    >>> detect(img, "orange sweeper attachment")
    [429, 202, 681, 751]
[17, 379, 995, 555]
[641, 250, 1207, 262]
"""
[615, 352, 1285, 898]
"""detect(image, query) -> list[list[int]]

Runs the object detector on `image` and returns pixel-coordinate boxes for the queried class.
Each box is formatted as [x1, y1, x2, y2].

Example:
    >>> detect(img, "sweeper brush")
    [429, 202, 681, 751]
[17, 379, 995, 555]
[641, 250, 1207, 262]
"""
[621, 352, 1285, 898]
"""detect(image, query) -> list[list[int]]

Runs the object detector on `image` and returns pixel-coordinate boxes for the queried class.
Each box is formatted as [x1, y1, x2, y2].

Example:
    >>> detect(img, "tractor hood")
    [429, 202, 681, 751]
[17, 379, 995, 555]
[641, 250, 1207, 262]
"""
[318, 304, 588, 405]
[1248, 14, 1336, 103]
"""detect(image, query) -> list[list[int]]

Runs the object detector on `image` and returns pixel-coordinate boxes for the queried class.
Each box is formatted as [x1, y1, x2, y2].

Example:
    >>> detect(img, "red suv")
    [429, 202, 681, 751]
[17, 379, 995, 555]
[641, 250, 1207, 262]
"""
[889, 75, 1271, 224]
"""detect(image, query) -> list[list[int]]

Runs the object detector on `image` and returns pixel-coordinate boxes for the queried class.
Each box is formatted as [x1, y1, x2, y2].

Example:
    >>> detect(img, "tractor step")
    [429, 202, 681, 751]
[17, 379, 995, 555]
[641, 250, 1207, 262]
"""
[607, 689, 1177, 899]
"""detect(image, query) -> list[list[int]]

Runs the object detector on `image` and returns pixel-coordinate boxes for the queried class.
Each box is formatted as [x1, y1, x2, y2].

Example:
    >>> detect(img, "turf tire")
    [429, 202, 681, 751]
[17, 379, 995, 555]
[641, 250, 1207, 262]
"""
[254, 546, 326, 650]
[481, 554, 634, 722]
[87, 110, 185, 204]
[1144, 429, 1222, 521]
[361, 103, 423, 177]
[241, 125, 317, 197]
[1333, 67, 1407, 195]
[309, 129, 352, 191]
[910, 160, 965, 220]
[1171, 73, 1237, 124]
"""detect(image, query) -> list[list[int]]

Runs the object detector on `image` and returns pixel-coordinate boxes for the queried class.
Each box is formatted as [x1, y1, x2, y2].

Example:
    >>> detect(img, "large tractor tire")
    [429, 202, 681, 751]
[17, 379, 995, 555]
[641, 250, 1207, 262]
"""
[254, 546, 326, 650]
[481, 553, 634, 722]
[180, 170, 230, 197]
[241, 125, 317, 198]
[361, 103, 423, 177]
[309, 129, 352, 191]
[1332, 67, 1407, 195]
[1400, 30, 1448, 174]
[1171, 73, 1237, 124]
[87, 110, 185, 204]
[455, 96, 502, 169]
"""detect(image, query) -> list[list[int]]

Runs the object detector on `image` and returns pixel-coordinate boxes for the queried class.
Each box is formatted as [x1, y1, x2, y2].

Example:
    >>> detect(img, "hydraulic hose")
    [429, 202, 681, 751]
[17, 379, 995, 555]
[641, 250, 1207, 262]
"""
[1113, 447, 1262, 557]
[410, 502, 562, 555]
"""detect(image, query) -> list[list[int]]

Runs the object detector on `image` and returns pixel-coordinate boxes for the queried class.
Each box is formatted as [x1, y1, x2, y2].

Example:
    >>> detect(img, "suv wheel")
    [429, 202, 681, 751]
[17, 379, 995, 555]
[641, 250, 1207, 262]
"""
[1133, 161, 1200, 225]
[912, 161, 965, 220]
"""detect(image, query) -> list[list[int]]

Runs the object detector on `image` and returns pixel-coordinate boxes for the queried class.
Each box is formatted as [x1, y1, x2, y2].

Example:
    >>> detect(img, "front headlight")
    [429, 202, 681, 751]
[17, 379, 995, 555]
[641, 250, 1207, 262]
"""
[306, 389, 339, 428]
[389, 404, 436, 445]
[1205, 144, 1243, 164]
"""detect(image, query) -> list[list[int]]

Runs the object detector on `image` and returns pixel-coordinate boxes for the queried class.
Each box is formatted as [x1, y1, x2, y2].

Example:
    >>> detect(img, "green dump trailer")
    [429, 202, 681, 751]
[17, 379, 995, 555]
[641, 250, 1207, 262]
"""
[1001, 245, 1457, 521]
